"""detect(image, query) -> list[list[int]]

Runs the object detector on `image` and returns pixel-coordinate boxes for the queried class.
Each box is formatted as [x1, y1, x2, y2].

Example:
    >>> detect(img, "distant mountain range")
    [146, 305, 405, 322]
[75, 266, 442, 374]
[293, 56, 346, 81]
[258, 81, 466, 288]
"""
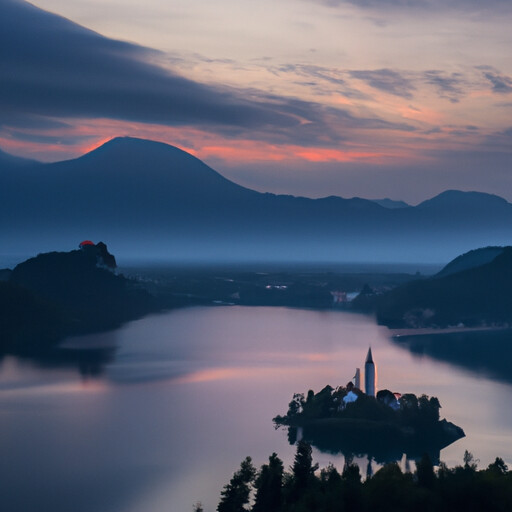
[1, 137, 512, 264]
[370, 198, 410, 209]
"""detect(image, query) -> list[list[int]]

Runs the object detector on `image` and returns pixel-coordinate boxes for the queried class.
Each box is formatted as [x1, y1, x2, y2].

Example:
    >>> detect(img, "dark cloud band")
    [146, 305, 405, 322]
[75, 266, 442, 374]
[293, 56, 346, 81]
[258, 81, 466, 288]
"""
[0, 0, 414, 149]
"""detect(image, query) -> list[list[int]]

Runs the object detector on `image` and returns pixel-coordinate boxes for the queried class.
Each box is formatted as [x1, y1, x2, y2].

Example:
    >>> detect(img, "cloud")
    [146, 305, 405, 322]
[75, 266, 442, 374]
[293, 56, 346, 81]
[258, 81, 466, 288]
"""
[485, 126, 512, 150]
[4, 130, 95, 146]
[308, 0, 512, 14]
[0, 0, 285, 129]
[277, 64, 347, 87]
[422, 71, 465, 103]
[0, 0, 415, 149]
[349, 69, 415, 99]
[218, 148, 512, 204]
[478, 67, 512, 94]
[268, 61, 475, 104]
[272, 64, 371, 99]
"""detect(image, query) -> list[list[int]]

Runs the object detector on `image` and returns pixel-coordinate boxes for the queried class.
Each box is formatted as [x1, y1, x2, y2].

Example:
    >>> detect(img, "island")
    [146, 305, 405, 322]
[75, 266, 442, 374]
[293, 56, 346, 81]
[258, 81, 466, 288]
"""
[273, 349, 464, 464]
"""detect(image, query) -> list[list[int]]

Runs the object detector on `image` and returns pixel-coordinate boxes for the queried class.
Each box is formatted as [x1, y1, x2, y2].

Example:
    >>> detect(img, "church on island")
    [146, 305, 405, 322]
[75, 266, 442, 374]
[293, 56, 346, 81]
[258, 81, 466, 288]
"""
[273, 345, 465, 465]
[341, 347, 398, 409]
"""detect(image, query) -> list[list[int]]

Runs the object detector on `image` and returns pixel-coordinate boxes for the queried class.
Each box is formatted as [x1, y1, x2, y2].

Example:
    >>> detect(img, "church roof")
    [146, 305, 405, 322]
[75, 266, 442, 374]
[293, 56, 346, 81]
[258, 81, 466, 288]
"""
[365, 347, 374, 364]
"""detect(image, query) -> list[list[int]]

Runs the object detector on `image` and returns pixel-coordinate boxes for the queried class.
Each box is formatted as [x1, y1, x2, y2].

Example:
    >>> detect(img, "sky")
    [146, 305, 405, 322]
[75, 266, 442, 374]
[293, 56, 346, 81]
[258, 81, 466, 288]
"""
[1, 0, 512, 203]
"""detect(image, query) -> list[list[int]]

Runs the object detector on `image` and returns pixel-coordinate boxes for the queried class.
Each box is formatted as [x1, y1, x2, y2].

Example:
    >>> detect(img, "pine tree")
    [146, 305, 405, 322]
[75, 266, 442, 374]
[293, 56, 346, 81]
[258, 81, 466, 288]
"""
[253, 453, 284, 512]
[217, 457, 256, 512]
[416, 453, 435, 489]
[287, 441, 319, 503]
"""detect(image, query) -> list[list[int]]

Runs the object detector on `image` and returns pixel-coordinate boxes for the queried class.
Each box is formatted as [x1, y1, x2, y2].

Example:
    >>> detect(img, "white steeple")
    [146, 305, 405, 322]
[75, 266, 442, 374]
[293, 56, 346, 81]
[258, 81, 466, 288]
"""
[365, 347, 376, 397]
[353, 368, 361, 389]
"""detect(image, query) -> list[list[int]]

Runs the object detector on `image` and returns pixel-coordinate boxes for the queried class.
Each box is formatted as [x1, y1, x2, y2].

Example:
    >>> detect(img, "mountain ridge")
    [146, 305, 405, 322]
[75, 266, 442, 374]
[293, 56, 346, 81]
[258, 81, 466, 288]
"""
[1, 137, 509, 206]
[1, 137, 512, 263]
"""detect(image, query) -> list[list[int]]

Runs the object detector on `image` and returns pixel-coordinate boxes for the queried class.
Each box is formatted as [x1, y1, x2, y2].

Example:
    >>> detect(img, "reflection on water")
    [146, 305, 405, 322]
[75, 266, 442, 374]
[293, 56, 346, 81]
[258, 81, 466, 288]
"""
[393, 329, 512, 385]
[1, 307, 512, 512]
[0, 330, 118, 381]
[287, 419, 461, 467]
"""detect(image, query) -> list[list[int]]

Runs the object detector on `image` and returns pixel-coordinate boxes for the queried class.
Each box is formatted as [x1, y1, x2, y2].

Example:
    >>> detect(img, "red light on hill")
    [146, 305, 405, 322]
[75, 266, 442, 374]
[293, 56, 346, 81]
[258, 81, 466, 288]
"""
[79, 240, 95, 248]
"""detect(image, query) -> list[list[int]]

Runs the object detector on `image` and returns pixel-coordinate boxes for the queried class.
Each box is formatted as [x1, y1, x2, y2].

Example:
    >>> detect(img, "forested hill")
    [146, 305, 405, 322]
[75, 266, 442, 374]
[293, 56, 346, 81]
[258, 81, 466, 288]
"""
[1, 243, 160, 354]
[356, 246, 512, 328]
[435, 246, 505, 277]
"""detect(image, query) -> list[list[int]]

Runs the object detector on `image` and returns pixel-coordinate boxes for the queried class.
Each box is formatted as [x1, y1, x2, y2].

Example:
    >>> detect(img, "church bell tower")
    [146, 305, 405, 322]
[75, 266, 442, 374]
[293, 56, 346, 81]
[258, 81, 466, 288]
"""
[365, 347, 376, 397]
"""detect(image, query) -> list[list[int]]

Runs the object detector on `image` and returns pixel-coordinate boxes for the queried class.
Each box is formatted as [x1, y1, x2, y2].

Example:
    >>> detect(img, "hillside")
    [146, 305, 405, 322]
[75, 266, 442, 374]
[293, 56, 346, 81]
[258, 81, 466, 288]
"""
[436, 246, 505, 277]
[2, 138, 512, 263]
[364, 247, 512, 328]
[1, 243, 161, 354]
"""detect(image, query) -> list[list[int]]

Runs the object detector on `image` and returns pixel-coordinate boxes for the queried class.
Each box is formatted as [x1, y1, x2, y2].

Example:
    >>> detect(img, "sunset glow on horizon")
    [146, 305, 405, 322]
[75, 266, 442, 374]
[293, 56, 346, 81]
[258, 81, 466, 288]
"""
[1, 0, 512, 201]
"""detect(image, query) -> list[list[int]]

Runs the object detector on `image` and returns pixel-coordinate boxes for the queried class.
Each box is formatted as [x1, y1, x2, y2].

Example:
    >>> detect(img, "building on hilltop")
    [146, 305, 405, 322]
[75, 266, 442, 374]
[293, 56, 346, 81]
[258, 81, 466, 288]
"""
[78, 240, 117, 269]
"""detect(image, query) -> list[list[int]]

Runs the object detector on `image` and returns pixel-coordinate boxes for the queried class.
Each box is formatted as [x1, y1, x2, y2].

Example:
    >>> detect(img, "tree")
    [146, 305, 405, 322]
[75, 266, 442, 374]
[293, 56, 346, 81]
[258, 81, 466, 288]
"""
[217, 457, 256, 512]
[287, 441, 319, 503]
[487, 457, 508, 476]
[463, 450, 478, 472]
[416, 453, 435, 489]
[342, 459, 361, 484]
[320, 463, 342, 488]
[253, 453, 284, 512]
[286, 393, 305, 418]
[341, 462, 363, 511]
[292, 441, 318, 487]
[429, 397, 441, 421]
[418, 395, 440, 423]
[400, 393, 419, 411]
[319, 464, 343, 512]
[366, 463, 415, 512]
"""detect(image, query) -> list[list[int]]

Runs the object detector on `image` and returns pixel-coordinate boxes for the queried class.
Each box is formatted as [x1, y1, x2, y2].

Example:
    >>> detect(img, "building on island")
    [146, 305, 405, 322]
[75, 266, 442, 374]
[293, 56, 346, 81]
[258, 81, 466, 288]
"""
[353, 368, 361, 389]
[340, 349, 376, 409]
[364, 347, 376, 397]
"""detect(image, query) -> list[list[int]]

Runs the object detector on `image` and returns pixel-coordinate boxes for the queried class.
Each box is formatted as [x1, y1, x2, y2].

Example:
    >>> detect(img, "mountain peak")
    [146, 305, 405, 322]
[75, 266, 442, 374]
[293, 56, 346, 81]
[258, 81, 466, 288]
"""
[84, 136, 193, 160]
[418, 190, 509, 209]
[74, 136, 220, 179]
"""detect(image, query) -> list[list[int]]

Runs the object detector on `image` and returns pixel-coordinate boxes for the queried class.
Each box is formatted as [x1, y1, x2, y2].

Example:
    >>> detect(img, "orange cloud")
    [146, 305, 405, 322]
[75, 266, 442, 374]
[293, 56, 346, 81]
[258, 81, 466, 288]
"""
[0, 115, 450, 170]
[174, 366, 299, 384]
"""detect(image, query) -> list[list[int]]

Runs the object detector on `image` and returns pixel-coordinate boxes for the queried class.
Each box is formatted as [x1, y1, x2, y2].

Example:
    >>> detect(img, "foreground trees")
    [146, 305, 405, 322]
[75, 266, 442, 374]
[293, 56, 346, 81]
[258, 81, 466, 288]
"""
[216, 444, 512, 512]
[217, 457, 256, 512]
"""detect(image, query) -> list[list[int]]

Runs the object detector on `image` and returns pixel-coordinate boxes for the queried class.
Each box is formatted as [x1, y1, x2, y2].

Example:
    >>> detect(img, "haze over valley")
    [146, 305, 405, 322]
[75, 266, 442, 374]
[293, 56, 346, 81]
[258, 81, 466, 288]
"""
[2, 137, 512, 266]
[2, 1, 512, 511]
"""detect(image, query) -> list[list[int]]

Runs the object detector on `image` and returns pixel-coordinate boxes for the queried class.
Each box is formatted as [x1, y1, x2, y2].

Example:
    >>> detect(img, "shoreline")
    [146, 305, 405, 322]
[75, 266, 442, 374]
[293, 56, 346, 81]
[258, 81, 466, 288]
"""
[389, 325, 512, 338]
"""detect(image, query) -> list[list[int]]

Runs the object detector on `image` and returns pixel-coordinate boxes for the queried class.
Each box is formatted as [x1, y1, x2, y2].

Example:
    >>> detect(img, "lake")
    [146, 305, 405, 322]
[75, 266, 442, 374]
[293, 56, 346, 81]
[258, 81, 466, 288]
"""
[1, 306, 512, 512]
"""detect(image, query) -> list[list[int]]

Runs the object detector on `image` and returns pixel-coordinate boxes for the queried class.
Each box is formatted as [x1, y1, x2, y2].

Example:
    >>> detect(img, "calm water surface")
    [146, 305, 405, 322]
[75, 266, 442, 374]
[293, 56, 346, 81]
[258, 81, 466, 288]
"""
[1, 306, 512, 512]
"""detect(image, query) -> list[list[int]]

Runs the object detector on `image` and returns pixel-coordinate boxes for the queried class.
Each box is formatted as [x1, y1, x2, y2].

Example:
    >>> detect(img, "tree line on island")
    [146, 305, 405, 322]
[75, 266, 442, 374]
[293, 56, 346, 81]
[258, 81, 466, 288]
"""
[272, 385, 463, 463]
[275, 386, 442, 426]
[208, 441, 512, 512]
